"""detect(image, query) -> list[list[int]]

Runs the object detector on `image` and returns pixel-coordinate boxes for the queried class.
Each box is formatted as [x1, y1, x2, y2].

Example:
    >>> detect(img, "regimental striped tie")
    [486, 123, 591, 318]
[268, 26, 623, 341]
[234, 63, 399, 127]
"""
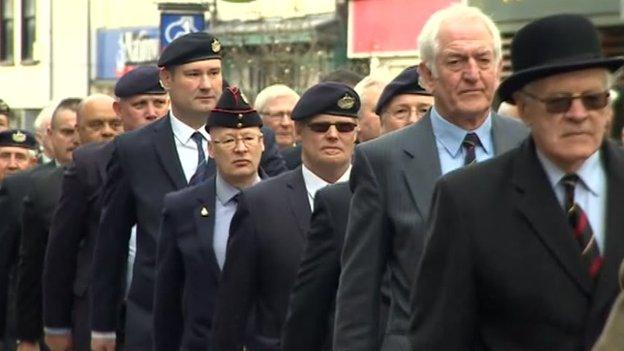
[189, 131, 208, 186]
[561, 174, 603, 279]
[462, 133, 481, 166]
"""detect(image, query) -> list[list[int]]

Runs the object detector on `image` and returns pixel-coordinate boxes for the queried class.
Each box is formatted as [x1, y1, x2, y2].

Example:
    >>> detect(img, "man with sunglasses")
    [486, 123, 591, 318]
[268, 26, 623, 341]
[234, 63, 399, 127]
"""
[409, 14, 624, 350]
[153, 86, 265, 351]
[214, 82, 359, 351]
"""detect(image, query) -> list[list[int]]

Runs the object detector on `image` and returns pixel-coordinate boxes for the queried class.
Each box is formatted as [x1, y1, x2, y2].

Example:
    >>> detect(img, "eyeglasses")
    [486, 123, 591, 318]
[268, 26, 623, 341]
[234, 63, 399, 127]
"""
[521, 90, 610, 114]
[306, 122, 358, 133]
[212, 134, 263, 149]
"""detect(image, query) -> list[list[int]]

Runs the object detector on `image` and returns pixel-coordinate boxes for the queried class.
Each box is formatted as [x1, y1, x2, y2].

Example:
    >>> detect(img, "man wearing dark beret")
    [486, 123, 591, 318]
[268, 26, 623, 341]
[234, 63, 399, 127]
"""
[375, 66, 434, 134]
[153, 86, 265, 351]
[334, 4, 528, 350]
[90, 32, 286, 351]
[410, 14, 624, 350]
[214, 82, 359, 351]
[0, 129, 38, 182]
[41, 66, 167, 351]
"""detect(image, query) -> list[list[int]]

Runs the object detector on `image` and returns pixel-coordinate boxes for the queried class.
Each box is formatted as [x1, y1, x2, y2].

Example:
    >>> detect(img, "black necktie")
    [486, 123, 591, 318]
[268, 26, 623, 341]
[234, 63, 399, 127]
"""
[462, 133, 481, 166]
[189, 132, 207, 186]
[561, 174, 602, 279]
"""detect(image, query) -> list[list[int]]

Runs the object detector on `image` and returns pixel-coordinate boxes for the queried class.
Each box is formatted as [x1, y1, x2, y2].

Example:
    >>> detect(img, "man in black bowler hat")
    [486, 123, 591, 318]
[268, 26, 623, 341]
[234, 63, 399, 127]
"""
[213, 82, 359, 351]
[153, 86, 266, 351]
[90, 32, 286, 351]
[409, 14, 624, 350]
[42, 66, 167, 351]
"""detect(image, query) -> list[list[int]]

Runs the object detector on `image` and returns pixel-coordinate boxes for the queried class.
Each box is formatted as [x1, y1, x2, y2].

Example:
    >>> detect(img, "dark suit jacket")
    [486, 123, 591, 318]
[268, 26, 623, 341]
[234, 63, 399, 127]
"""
[42, 142, 112, 348]
[153, 176, 222, 351]
[16, 167, 63, 341]
[91, 115, 286, 350]
[281, 182, 350, 351]
[409, 139, 624, 350]
[0, 163, 56, 339]
[280, 144, 301, 170]
[593, 260, 624, 351]
[214, 167, 311, 351]
[334, 113, 528, 351]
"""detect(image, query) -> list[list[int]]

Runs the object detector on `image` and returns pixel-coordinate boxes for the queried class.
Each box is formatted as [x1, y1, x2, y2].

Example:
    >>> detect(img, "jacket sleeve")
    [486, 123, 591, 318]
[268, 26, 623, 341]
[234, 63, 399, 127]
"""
[334, 148, 388, 350]
[214, 194, 256, 351]
[153, 196, 184, 351]
[282, 189, 340, 351]
[90, 144, 136, 333]
[43, 160, 88, 329]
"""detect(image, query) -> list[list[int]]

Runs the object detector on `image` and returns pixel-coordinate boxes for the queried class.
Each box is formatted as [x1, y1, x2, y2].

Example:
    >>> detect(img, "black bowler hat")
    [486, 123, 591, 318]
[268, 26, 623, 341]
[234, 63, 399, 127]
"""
[374, 66, 429, 115]
[291, 82, 360, 121]
[206, 86, 262, 130]
[158, 32, 222, 68]
[498, 14, 624, 103]
[114, 66, 166, 98]
[0, 129, 38, 150]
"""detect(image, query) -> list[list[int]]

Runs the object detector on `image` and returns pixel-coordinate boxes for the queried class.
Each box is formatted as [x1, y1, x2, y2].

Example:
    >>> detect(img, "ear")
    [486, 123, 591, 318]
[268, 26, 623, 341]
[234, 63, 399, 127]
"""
[112, 101, 122, 117]
[159, 68, 172, 90]
[294, 121, 305, 139]
[512, 92, 531, 126]
[207, 140, 215, 158]
[46, 126, 52, 137]
[418, 62, 435, 94]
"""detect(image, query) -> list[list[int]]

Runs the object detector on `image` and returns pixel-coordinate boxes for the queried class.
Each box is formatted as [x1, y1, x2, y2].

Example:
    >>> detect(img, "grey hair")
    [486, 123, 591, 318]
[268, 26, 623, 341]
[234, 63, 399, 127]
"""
[253, 84, 300, 113]
[417, 3, 502, 76]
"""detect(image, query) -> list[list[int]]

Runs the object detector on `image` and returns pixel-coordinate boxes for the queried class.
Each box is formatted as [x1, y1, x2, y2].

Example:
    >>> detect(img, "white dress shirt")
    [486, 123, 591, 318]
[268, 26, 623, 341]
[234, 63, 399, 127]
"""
[169, 111, 210, 182]
[301, 164, 351, 210]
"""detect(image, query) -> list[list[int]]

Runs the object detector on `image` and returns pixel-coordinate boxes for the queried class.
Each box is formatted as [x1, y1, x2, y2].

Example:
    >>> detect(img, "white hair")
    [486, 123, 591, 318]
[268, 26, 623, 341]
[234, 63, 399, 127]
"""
[417, 3, 502, 76]
[354, 75, 389, 116]
[33, 104, 55, 132]
[253, 84, 300, 113]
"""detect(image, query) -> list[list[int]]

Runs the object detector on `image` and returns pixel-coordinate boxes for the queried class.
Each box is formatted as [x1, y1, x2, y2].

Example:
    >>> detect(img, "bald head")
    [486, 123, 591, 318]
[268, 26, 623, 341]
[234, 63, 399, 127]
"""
[77, 94, 123, 144]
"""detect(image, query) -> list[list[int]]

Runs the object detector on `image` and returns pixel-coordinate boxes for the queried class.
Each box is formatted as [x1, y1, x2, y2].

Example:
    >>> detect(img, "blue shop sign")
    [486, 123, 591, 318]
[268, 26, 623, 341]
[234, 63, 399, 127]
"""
[96, 27, 159, 80]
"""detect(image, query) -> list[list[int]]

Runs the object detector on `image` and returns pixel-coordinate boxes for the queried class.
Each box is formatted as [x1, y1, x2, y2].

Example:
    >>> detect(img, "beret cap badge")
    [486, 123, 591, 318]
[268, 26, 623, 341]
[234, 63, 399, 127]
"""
[337, 94, 356, 110]
[212, 39, 221, 53]
[12, 131, 26, 143]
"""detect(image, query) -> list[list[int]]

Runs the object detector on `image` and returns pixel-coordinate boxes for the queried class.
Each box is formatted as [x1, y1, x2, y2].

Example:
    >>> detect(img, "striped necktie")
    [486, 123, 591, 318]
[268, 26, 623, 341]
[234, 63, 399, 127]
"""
[189, 132, 207, 186]
[561, 174, 603, 279]
[462, 133, 481, 166]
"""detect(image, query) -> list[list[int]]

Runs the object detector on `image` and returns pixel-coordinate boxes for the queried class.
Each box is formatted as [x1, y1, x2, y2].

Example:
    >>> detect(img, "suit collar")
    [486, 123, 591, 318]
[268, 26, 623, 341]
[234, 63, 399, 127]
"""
[286, 167, 312, 237]
[193, 177, 221, 277]
[401, 114, 442, 219]
[152, 114, 187, 189]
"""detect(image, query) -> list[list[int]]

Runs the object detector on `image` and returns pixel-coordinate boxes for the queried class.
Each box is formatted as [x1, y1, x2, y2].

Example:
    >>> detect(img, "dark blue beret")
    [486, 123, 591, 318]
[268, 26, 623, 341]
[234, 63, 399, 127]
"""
[374, 66, 429, 115]
[291, 82, 360, 121]
[158, 32, 222, 68]
[206, 86, 262, 130]
[114, 66, 165, 98]
[0, 129, 38, 150]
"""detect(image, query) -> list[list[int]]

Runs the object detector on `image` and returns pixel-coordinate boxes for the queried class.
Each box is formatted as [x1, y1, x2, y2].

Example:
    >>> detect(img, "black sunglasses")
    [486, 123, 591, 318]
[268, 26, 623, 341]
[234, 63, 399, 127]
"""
[521, 90, 610, 114]
[306, 122, 358, 133]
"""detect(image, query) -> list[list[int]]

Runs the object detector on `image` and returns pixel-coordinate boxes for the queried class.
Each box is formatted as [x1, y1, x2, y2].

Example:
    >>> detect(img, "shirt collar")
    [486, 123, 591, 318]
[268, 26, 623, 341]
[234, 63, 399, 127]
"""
[430, 106, 493, 157]
[215, 172, 261, 206]
[169, 110, 210, 144]
[536, 148, 602, 196]
[301, 164, 351, 197]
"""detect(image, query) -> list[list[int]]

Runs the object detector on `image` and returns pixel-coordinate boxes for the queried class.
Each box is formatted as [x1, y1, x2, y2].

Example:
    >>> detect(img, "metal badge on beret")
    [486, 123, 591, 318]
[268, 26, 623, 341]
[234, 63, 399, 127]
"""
[212, 39, 221, 53]
[12, 130, 26, 143]
[337, 93, 356, 110]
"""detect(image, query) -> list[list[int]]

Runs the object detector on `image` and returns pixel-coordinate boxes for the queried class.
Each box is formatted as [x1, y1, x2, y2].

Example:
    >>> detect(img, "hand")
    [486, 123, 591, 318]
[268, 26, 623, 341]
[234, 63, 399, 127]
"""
[45, 333, 73, 351]
[90, 337, 115, 351]
[16, 341, 39, 351]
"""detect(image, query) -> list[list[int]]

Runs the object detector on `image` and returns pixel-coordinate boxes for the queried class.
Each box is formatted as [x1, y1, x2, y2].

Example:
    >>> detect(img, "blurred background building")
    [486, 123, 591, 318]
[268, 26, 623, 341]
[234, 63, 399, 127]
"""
[1, 0, 623, 129]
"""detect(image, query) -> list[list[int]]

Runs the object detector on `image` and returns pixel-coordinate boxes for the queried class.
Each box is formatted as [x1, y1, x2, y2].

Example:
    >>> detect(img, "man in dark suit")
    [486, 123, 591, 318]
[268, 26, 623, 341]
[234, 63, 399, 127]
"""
[15, 96, 117, 351]
[214, 82, 360, 351]
[90, 33, 286, 351]
[42, 66, 169, 351]
[154, 86, 265, 351]
[333, 4, 528, 351]
[410, 14, 624, 350]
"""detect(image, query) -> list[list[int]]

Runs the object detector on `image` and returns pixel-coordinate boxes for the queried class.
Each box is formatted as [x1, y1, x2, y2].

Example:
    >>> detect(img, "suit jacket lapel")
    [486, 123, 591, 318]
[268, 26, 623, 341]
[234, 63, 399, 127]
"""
[401, 114, 442, 220]
[153, 114, 187, 190]
[588, 141, 624, 322]
[286, 168, 312, 238]
[193, 178, 221, 279]
[512, 139, 592, 295]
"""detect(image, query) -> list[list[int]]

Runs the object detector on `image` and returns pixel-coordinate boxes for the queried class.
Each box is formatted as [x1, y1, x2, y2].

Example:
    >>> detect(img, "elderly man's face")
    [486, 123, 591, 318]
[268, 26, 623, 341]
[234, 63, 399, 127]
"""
[516, 68, 610, 172]
[208, 126, 264, 186]
[0, 146, 37, 180]
[420, 18, 500, 125]
[357, 85, 383, 142]
[260, 95, 298, 149]
[381, 94, 434, 134]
